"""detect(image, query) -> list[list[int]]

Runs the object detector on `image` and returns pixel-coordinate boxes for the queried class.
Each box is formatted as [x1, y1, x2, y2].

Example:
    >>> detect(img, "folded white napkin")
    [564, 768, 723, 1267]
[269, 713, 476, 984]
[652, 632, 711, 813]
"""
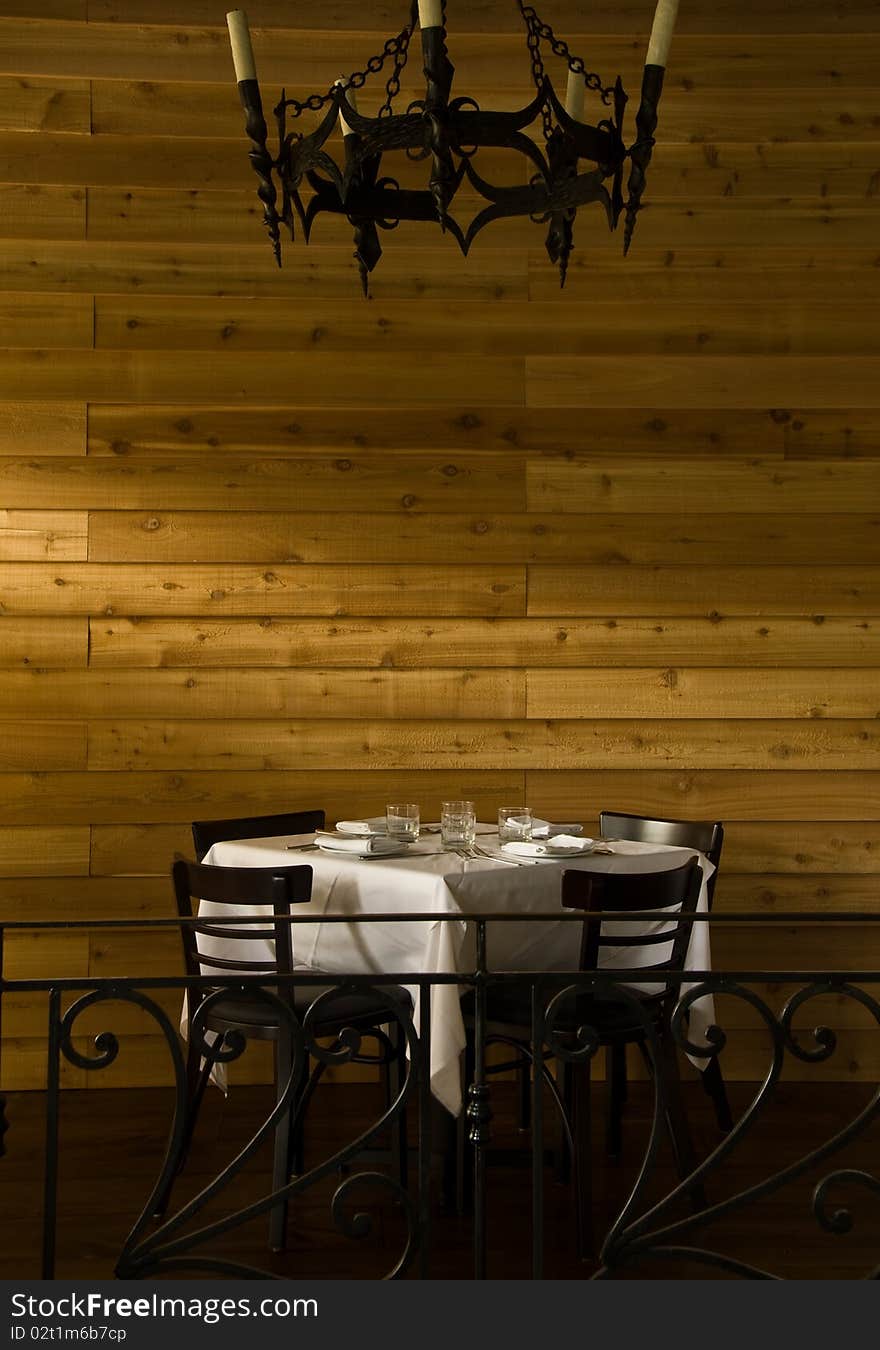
[316, 832, 402, 855]
[502, 836, 593, 859]
[530, 819, 584, 838]
[335, 818, 387, 836]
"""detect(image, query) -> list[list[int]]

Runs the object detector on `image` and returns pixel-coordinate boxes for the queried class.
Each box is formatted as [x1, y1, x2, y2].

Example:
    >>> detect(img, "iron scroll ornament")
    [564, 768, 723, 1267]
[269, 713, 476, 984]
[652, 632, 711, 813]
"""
[45, 981, 421, 1281]
[228, 3, 672, 294]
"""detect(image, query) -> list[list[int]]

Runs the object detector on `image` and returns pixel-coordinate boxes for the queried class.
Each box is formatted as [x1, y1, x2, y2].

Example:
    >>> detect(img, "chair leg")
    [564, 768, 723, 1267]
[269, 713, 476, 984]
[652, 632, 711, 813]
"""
[654, 1026, 707, 1211]
[269, 1026, 294, 1253]
[605, 1042, 626, 1159]
[571, 1058, 594, 1260]
[389, 1021, 409, 1192]
[287, 1051, 309, 1179]
[517, 1052, 531, 1131]
[701, 1055, 733, 1132]
[554, 1061, 572, 1184]
[447, 1041, 474, 1216]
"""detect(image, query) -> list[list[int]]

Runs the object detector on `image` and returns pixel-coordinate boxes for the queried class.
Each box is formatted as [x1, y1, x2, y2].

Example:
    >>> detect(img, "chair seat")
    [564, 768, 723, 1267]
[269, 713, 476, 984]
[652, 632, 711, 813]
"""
[461, 985, 663, 1042]
[205, 984, 411, 1038]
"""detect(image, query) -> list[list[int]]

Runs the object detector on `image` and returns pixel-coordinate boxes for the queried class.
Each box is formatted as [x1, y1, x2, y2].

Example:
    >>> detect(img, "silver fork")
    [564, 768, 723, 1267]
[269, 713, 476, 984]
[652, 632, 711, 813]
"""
[464, 842, 536, 866]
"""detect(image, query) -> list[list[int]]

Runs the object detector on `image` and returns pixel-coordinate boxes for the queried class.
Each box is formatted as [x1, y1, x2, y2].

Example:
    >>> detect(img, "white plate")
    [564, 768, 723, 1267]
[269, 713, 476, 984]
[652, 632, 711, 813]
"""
[335, 818, 388, 837]
[501, 840, 594, 860]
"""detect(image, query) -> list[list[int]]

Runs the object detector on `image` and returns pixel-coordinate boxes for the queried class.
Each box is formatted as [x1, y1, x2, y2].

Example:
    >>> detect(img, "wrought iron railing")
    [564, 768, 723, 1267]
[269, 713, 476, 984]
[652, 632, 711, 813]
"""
[1, 911, 879, 1280]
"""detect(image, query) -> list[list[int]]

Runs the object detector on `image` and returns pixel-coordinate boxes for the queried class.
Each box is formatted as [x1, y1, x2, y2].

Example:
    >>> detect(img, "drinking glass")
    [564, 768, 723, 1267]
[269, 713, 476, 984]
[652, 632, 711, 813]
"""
[441, 800, 476, 849]
[497, 806, 533, 843]
[386, 802, 420, 842]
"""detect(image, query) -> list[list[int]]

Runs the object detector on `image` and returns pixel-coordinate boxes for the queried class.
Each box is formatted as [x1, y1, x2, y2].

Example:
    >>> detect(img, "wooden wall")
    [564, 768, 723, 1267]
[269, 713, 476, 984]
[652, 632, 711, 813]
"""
[1, 0, 879, 1088]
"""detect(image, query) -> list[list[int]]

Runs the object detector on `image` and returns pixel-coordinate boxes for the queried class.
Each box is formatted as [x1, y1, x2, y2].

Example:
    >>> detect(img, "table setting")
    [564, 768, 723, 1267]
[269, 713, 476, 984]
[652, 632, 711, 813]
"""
[195, 799, 718, 1116]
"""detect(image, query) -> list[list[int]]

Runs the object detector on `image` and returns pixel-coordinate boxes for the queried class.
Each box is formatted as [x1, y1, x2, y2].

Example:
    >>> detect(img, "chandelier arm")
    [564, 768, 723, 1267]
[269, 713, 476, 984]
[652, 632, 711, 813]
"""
[419, 20, 457, 228]
[333, 105, 430, 158]
[235, 79, 282, 266]
[622, 63, 665, 256]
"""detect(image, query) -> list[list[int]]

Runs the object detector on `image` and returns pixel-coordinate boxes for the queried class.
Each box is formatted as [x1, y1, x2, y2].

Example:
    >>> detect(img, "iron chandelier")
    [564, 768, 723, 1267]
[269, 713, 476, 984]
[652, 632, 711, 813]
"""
[226, 1, 679, 294]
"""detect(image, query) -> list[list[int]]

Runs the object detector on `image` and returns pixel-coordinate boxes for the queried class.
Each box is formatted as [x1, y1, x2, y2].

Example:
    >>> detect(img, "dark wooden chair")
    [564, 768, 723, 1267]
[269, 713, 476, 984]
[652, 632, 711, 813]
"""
[462, 857, 705, 1258]
[598, 810, 732, 1138]
[158, 858, 410, 1252]
[191, 809, 326, 861]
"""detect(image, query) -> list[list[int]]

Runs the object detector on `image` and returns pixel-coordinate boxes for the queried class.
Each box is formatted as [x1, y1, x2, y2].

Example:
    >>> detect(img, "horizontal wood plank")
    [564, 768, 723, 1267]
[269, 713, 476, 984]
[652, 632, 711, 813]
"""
[0, 668, 525, 719]
[0, 825, 89, 876]
[0, 564, 526, 616]
[3, 928, 89, 977]
[0, 510, 87, 560]
[94, 294, 880, 359]
[0, 768, 527, 826]
[0, 721, 86, 770]
[0, 292, 92, 349]
[527, 669, 880, 720]
[715, 874, 880, 914]
[525, 356, 880, 411]
[86, 404, 785, 458]
[0, 875, 169, 920]
[0, 401, 86, 455]
[0, 74, 90, 132]
[785, 410, 880, 459]
[528, 249, 880, 305]
[89, 822, 190, 875]
[1, 768, 876, 826]
[0, 349, 524, 405]
[86, 719, 880, 772]
[721, 822, 880, 875]
[0, 182, 85, 238]
[8, 240, 880, 305]
[527, 455, 880, 515]
[528, 567, 880, 617]
[86, 616, 880, 671]
[0, 455, 526, 513]
[0, 239, 530, 301]
[523, 770, 880, 824]
[84, 510, 880, 566]
[0, 616, 87, 667]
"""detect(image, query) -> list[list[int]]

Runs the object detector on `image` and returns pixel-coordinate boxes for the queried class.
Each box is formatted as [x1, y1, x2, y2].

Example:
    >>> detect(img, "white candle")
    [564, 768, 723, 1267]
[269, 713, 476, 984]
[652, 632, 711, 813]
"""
[564, 69, 585, 121]
[418, 0, 443, 28]
[226, 9, 257, 82]
[335, 78, 358, 137]
[646, 0, 679, 67]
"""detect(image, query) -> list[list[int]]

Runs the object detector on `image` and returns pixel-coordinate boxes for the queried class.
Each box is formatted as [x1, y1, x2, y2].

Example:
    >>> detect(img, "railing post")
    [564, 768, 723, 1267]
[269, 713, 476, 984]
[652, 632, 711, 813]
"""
[0, 925, 8, 1161]
[531, 978, 544, 1279]
[42, 987, 62, 1279]
[468, 920, 492, 1279]
[418, 982, 432, 1279]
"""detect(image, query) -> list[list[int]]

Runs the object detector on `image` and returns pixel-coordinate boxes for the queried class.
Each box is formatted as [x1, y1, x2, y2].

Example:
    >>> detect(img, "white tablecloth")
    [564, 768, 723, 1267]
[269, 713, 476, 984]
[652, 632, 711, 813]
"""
[196, 833, 717, 1117]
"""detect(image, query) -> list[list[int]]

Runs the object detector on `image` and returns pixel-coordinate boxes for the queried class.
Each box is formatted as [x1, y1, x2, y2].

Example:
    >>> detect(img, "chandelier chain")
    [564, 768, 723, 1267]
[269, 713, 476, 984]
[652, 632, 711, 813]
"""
[278, 12, 417, 121]
[518, 2, 615, 108]
[379, 4, 418, 117]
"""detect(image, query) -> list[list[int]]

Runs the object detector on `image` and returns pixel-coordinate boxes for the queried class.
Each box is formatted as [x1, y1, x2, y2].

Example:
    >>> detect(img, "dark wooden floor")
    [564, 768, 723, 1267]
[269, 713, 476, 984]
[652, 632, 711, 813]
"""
[1, 1079, 878, 1280]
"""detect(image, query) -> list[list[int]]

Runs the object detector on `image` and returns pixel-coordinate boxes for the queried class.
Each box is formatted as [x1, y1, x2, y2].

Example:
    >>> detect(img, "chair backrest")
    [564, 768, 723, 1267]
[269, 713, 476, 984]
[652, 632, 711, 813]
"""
[598, 810, 724, 907]
[561, 857, 702, 982]
[172, 859, 313, 983]
[191, 809, 326, 862]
